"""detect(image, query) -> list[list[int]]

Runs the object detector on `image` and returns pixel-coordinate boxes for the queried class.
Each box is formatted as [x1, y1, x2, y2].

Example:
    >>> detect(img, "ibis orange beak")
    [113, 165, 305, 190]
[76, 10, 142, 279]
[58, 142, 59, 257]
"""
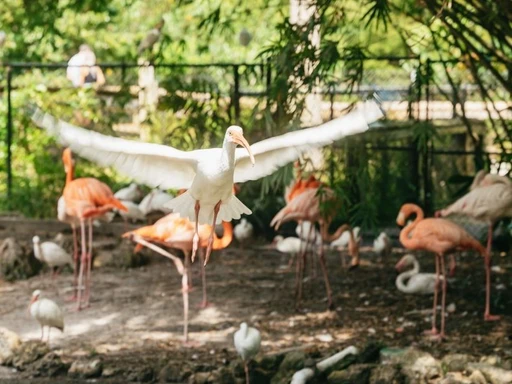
[232, 131, 255, 165]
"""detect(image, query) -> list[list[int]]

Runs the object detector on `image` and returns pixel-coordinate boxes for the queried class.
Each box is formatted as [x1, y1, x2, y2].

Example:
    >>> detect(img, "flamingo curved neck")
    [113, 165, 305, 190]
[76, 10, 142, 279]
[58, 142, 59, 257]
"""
[324, 223, 353, 244]
[396, 260, 421, 293]
[399, 207, 423, 250]
[213, 222, 233, 250]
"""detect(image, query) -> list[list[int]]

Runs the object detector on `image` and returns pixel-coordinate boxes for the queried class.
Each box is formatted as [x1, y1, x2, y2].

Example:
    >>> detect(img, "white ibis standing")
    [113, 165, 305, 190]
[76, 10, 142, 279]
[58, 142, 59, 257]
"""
[29, 99, 383, 268]
[373, 232, 392, 261]
[234, 322, 261, 384]
[29, 290, 64, 343]
[116, 200, 146, 223]
[114, 183, 143, 202]
[234, 218, 254, 248]
[32, 236, 74, 278]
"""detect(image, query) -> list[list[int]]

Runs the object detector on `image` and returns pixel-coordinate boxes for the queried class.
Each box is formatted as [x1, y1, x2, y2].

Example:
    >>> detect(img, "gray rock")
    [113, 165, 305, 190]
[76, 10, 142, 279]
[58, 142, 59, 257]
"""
[31, 352, 69, 377]
[159, 363, 183, 382]
[209, 367, 235, 384]
[129, 366, 154, 382]
[102, 366, 120, 378]
[254, 352, 285, 372]
[442, 354, 475, 372]
[189, 371, 211, 384]
[327, 364, 374, 384]
[278, 351, 306, 372]
[402, 354, 442, 382]
[109, 239, 149, 268]
[0, 238, 41, 281]
[68, 358, 102, 378]
[468, 370, 487, 384]
[0, 327, 21, 365]
[480, 355, 511, 370]
[467, 362, 512, 384]
[369, 364, 402, 384]
[9, 340, 49, 369]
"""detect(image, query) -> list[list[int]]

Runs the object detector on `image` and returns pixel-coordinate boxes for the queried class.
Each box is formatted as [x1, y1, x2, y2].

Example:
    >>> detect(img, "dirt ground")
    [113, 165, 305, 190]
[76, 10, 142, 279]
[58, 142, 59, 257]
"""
[0, 232, 510, 382]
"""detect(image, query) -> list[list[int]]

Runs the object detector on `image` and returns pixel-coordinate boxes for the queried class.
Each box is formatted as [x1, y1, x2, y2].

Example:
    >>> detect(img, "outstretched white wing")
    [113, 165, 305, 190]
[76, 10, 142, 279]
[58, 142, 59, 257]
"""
[30, 108, 199, 189]
[234, 100, 383, 183]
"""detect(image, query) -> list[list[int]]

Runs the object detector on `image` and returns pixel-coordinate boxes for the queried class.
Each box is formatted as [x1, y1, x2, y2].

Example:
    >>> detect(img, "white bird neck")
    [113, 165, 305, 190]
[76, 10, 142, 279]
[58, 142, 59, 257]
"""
[33, 242, 43, 260]
[221, 138, 237, 169]
[396, 259, 420, 293]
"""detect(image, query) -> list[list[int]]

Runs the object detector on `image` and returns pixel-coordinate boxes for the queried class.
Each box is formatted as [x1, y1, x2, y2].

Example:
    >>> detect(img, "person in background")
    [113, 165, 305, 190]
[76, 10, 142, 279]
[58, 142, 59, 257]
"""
[66, 44, 105, 88]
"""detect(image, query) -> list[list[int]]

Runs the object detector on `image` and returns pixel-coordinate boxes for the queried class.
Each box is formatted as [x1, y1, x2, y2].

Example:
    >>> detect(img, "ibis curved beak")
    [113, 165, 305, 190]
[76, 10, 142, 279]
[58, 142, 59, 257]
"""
[232, 131, 255, 165]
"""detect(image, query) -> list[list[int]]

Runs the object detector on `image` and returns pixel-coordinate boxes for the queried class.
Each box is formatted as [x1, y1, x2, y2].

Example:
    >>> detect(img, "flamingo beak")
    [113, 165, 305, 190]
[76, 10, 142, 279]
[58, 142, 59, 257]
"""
[232, 131, 255, 165]
[396, 211, 405, 226]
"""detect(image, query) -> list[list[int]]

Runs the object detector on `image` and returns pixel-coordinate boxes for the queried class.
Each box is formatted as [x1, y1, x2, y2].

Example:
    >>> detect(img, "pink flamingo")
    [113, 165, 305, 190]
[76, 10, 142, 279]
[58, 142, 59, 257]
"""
[271, 187, 359, 310]
[397, 203, 488, 339]
[436, 172, 511, 321]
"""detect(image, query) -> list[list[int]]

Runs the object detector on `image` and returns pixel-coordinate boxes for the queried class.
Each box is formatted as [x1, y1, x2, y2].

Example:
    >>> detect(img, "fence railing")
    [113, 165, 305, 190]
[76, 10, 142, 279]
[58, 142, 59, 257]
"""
[1, 58, 510, 221]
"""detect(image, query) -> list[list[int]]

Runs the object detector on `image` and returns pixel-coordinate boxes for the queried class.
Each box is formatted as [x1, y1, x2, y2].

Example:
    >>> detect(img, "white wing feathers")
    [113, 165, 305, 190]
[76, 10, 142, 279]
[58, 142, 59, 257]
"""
[234, 99, 383, 183]
[30, 108, 199, 190]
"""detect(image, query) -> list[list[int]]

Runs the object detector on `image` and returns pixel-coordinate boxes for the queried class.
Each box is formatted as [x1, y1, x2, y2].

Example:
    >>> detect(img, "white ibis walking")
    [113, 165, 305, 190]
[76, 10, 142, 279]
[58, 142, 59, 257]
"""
[32, 236, 74, 278]
[29, 99, 383, 268]
[234, 322, 261, 384]
[373, 232, 392, 261]
[29, 290, 64, 343]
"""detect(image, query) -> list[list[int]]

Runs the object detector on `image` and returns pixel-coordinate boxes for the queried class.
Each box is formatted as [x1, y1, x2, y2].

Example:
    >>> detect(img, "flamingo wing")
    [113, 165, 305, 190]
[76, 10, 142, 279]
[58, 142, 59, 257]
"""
[29, 107, 199, 189]
[234, 100, 383, 183]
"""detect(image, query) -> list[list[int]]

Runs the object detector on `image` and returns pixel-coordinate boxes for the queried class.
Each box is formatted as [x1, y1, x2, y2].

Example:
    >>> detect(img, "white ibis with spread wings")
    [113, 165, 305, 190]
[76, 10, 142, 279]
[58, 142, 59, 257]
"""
[28, 99, 383, 263]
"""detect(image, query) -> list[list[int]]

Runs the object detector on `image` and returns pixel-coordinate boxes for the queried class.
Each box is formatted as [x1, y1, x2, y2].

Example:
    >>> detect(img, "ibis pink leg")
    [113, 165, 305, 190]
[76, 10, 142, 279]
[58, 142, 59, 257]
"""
[84, 219, 93, 307]
[192, 201, 200, 262]
[204, 201, 222, 266]
[244, 362, 250, 384]
[182, 271, 189, 343]
[317, 240, 333, 310]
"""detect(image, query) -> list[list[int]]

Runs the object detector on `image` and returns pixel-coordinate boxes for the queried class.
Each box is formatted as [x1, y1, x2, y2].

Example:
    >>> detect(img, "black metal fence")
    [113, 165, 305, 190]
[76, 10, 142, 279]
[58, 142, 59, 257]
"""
[0, 57, 510, 222]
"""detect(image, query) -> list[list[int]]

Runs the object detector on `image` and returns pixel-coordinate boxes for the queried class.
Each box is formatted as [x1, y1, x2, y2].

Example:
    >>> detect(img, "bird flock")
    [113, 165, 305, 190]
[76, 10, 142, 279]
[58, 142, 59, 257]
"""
[17, 98, 508, 382]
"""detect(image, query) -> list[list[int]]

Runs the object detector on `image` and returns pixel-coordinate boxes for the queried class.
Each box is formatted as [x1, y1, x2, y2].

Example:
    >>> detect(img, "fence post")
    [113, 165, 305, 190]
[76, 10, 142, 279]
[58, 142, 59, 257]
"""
[6, 67, 13, 201]
[233, 65, 240, 123]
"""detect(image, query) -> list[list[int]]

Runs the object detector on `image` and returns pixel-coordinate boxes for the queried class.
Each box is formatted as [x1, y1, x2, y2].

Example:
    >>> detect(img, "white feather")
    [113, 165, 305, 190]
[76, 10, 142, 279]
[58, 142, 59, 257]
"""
[139, 189, 175, 215]
[30, 293, 64, 331]
[32, 237, 73, 268]
[234, 322, 261, 362]
[395, 254, 442, 295]
[30, 101, 383, 224]
[295, 221, 322, 245]
[234, 218, 254, 243]
[331, 226, 361, 248]
[114, 183, 142, 202]
[116, 200, 145, 222]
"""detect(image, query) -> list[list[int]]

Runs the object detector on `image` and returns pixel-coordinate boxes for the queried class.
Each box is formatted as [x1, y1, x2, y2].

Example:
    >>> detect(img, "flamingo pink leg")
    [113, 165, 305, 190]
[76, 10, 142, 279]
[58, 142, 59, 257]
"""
[425, 255, 440, 336]
[204, 200, 222, 266]
[244, 362, 250, 384]
[198, 249, 210, 308]
[182, 271, 189, 343]
[484, 224, 500, 321]
[192, 201, 200, 262]
[84, 219, 93, 307]
[184, 252, 193, 289]
[317, 238, 333, 310]
[438, 254, 447, 339]
[71, 225, 79, 297]
[448, 254, 456, 277]
[76, 219, 87, 311]
[295, 222, 310, 309]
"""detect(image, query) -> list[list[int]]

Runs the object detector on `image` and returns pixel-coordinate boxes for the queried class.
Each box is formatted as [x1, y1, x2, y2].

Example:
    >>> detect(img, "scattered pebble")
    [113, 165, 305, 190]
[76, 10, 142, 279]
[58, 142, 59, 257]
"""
[315, 333, 334, 343]
[368, 328, 376, 335]
[491, 266, 502, 273]
[496, 284, 506, 290]
[382, 317, 389, 322]
[447, 303, 456, 313]
[364, 300, 370, 306]
[397, 317, 404, 322]
[359, 293, 367, 298]
[209, 349, 215, 355]
[191, 354, 198, 360]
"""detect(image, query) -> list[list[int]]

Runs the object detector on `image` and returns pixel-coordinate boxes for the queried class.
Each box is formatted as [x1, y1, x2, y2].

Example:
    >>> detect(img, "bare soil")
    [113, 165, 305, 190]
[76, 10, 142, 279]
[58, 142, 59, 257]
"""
[0, 234, 510, 382]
